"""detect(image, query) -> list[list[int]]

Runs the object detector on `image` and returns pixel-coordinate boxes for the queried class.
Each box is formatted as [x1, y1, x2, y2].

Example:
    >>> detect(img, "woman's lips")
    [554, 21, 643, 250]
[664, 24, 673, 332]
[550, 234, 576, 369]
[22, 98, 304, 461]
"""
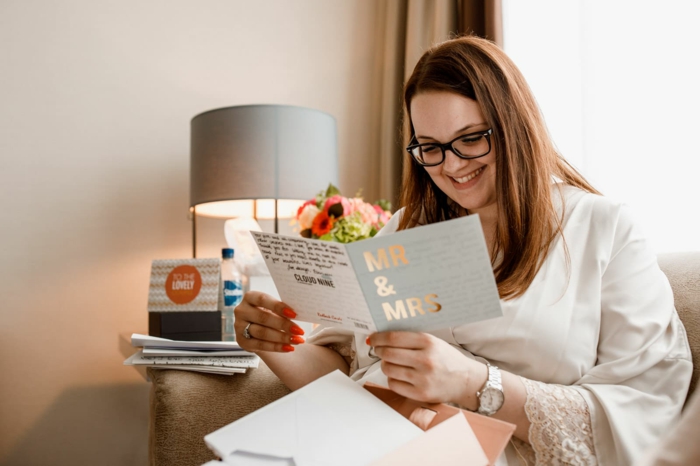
[450, 166, 485, 189]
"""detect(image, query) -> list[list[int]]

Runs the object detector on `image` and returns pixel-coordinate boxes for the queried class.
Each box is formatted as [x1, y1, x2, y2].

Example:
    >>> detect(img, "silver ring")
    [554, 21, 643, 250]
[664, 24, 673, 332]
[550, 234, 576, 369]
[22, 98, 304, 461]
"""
[243, 322, 253, 340]
[368, 346, 378, 359]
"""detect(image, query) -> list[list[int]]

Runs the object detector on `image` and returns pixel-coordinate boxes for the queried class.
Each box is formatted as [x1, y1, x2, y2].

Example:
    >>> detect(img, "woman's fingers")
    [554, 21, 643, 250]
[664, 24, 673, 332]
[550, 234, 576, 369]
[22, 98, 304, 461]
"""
[243, 291, 298, 320]
[370, 332, 437, 370]
[234, 291, 306, 353]
[368, 331, 429, 349]
[235, 291, 304, 335]
[241, 323, 297, 353]
[234, 318, 303, 353]
[245, 320, 306, 345]
[373, 346, 419, 367]
[381, 359, 417, 383]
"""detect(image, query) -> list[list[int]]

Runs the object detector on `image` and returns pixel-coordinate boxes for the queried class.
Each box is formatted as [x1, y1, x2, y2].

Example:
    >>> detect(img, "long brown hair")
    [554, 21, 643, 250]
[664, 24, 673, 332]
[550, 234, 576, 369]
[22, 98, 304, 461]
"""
[399, 36, 599, 300]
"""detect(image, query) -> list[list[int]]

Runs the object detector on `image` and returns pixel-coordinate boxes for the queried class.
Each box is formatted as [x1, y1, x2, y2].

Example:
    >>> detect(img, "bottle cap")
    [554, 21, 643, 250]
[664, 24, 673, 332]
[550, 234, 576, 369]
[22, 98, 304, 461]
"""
[222, 248, 234, 259]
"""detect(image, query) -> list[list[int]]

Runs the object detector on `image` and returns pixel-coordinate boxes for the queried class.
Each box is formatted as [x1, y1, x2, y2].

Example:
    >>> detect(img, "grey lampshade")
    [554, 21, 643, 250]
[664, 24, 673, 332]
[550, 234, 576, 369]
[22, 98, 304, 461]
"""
[190, 105, 338, 218]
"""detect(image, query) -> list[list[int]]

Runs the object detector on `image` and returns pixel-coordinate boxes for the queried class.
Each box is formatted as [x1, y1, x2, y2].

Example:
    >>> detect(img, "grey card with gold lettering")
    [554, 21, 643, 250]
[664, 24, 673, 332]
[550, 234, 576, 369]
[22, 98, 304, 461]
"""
[250, 214, 502, 334]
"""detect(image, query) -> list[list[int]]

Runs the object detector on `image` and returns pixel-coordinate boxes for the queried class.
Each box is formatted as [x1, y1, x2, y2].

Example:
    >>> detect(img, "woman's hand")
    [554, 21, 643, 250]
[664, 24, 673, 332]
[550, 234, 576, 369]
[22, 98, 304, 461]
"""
[233, 291, 306, 353]
[368, 331, 486, 406]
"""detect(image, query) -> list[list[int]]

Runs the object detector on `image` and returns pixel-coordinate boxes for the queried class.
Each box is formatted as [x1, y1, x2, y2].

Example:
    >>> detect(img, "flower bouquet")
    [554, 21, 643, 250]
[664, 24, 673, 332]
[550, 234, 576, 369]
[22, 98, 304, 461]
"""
[294, 184, 392, 243]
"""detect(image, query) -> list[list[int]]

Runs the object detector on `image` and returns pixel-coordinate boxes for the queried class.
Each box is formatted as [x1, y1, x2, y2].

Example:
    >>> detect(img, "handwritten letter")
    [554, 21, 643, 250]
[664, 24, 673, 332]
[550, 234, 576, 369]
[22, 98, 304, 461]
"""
[251, 232, 375, 332]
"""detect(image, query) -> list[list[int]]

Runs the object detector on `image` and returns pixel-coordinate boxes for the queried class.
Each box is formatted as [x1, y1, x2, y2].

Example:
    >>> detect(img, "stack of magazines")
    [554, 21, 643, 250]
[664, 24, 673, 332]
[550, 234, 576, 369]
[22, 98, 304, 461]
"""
[124, 333, 259, 375]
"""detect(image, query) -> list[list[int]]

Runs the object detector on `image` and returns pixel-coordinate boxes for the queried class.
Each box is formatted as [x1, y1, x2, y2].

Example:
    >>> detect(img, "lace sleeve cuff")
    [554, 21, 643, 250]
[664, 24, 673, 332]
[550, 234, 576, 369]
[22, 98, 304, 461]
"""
[521, 377, 598, 466]
[325, 342, 356, 368]
[305, 325, 358, 372]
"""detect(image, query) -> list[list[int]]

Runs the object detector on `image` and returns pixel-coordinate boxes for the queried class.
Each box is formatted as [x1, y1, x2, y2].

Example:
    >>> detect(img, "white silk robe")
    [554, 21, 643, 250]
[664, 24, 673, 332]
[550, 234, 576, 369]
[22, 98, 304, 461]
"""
[307, 184, 692, 465]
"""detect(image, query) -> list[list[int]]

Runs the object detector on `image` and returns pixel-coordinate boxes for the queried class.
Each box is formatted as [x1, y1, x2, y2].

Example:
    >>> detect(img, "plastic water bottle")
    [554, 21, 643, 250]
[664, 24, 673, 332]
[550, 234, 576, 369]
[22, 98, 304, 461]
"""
[221, 248, 245, 341]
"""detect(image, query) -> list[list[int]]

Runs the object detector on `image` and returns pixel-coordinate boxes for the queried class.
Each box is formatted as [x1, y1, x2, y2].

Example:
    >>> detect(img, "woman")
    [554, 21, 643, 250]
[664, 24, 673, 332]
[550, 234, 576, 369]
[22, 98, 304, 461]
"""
[233, 36, 692, 465]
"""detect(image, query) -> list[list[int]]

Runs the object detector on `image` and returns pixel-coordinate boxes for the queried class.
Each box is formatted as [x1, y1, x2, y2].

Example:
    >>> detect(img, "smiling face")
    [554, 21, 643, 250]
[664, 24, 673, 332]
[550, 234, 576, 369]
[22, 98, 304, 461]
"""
[410, 91, 498, 218]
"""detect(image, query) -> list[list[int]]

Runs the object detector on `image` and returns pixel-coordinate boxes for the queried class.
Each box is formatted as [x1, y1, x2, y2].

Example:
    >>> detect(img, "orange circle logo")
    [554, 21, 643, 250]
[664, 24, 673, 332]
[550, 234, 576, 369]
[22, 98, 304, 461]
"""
[165, 265, 202, 305]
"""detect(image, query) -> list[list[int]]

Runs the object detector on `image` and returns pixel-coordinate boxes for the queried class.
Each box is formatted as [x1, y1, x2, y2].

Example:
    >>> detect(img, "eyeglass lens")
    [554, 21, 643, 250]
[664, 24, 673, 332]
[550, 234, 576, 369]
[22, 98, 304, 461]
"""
[411, 133, 489, 165]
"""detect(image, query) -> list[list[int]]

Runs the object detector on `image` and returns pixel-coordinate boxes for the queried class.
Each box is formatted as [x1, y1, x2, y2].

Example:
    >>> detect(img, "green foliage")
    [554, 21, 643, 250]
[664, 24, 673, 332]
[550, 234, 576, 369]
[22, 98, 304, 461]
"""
[324, 184, 341, 198]
[376, 199, 392, 212]
[331, 212, 373, 244]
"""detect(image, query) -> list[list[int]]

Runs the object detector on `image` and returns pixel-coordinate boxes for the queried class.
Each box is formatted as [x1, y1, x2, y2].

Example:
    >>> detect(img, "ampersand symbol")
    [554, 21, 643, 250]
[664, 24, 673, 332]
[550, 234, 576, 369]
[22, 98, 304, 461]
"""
[374, 276, 396, 297]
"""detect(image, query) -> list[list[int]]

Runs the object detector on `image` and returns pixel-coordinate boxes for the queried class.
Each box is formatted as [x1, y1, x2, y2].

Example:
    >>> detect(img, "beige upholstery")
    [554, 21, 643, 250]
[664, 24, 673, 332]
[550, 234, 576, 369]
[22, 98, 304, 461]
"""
[658, 252, 700, 395]
[148, 364, 290, 466]
[148, 252, 700, 466]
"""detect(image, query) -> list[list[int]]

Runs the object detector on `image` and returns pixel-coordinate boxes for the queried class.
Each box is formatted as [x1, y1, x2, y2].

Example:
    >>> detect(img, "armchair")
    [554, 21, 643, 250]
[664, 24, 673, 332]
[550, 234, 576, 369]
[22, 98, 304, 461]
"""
[148, 252, 700, 466]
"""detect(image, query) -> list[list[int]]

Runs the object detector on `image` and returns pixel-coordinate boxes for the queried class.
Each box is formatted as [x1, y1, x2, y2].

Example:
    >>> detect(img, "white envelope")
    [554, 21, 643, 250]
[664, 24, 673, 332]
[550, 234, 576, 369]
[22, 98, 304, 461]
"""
[204, 370, 424, 466]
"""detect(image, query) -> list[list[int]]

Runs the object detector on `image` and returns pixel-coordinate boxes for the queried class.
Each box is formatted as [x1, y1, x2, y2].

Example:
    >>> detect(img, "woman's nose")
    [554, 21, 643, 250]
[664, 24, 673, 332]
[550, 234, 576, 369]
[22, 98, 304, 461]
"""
[442, 148, 466, 172]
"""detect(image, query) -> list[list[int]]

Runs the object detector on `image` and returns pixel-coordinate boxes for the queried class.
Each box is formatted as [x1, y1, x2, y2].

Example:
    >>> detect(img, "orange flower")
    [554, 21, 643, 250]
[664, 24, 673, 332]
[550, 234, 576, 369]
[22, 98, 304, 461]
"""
[311, 211, 335, 236]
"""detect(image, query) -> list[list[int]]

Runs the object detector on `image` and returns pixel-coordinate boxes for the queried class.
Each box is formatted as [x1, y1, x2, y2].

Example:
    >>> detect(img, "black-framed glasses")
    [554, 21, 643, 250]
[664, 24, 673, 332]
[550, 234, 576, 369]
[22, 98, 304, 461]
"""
[406, 128, 493, 167]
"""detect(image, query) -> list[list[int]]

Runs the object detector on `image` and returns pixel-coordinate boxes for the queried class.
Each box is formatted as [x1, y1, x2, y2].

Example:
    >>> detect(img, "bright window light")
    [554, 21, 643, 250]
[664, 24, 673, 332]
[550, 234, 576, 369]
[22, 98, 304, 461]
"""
[503, 0, 700, 253]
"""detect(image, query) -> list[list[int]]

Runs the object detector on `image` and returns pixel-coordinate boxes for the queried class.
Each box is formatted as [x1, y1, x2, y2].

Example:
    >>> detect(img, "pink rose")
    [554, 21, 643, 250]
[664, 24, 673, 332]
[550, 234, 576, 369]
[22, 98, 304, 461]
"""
[355, 201, 379, 226]
[373, 204, 391, 226]
[346, 198, 365, 216]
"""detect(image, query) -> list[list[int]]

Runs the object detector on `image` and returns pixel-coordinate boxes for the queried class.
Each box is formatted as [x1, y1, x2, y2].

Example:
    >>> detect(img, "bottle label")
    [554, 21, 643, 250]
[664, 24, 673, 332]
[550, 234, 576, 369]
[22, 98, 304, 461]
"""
[223, 280, 243, 307]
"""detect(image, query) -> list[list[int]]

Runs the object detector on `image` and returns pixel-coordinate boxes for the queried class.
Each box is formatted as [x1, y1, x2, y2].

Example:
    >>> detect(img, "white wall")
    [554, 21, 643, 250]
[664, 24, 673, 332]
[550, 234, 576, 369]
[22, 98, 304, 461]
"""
[0, 1, 380, 464]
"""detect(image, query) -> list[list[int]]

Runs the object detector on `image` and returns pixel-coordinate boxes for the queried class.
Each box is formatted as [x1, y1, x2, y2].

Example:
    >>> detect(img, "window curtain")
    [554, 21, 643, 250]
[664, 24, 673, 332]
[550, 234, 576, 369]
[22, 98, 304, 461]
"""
[458, 0, 503, 47]
[369, 0, 502, 208]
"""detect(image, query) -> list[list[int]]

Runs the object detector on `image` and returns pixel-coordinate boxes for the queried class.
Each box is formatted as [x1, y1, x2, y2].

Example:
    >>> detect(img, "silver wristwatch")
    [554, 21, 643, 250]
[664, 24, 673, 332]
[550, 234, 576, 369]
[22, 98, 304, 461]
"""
[477, 364, 505, 416]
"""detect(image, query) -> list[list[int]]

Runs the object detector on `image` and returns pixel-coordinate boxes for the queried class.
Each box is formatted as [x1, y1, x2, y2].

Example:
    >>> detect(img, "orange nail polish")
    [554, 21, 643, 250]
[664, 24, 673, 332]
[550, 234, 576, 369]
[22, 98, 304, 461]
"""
[283, 308, 297, 319]
[366, 337, 371, 345]
[282, 344, 295, 352]
[290, 335, 305, 345]
[290, 325, 305, 336]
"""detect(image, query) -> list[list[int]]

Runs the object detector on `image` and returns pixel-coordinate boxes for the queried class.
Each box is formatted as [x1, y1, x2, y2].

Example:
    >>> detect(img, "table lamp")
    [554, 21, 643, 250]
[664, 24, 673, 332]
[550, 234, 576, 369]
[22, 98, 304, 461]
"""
[190, 104, 338, 257]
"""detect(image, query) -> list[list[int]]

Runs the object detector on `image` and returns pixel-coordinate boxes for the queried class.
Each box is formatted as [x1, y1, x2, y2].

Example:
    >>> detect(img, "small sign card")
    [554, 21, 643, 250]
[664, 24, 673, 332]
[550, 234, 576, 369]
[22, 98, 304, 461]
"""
[250, 215, 502, 333]
[148, 258, 221, 312]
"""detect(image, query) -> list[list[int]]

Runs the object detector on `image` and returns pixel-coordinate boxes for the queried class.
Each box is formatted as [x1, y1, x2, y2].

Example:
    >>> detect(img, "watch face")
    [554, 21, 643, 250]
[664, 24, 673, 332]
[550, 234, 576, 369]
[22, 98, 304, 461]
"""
[481, 387, 505, 412]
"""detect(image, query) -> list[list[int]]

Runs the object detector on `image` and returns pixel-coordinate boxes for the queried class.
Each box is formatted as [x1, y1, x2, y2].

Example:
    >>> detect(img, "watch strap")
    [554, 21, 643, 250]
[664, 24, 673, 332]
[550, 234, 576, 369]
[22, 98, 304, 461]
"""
[476, 364, 504, 416]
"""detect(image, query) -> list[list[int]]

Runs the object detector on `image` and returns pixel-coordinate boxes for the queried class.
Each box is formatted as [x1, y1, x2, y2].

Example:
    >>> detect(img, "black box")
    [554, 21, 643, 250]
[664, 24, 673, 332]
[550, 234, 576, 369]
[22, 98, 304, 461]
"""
[149, 311, 222, 341]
